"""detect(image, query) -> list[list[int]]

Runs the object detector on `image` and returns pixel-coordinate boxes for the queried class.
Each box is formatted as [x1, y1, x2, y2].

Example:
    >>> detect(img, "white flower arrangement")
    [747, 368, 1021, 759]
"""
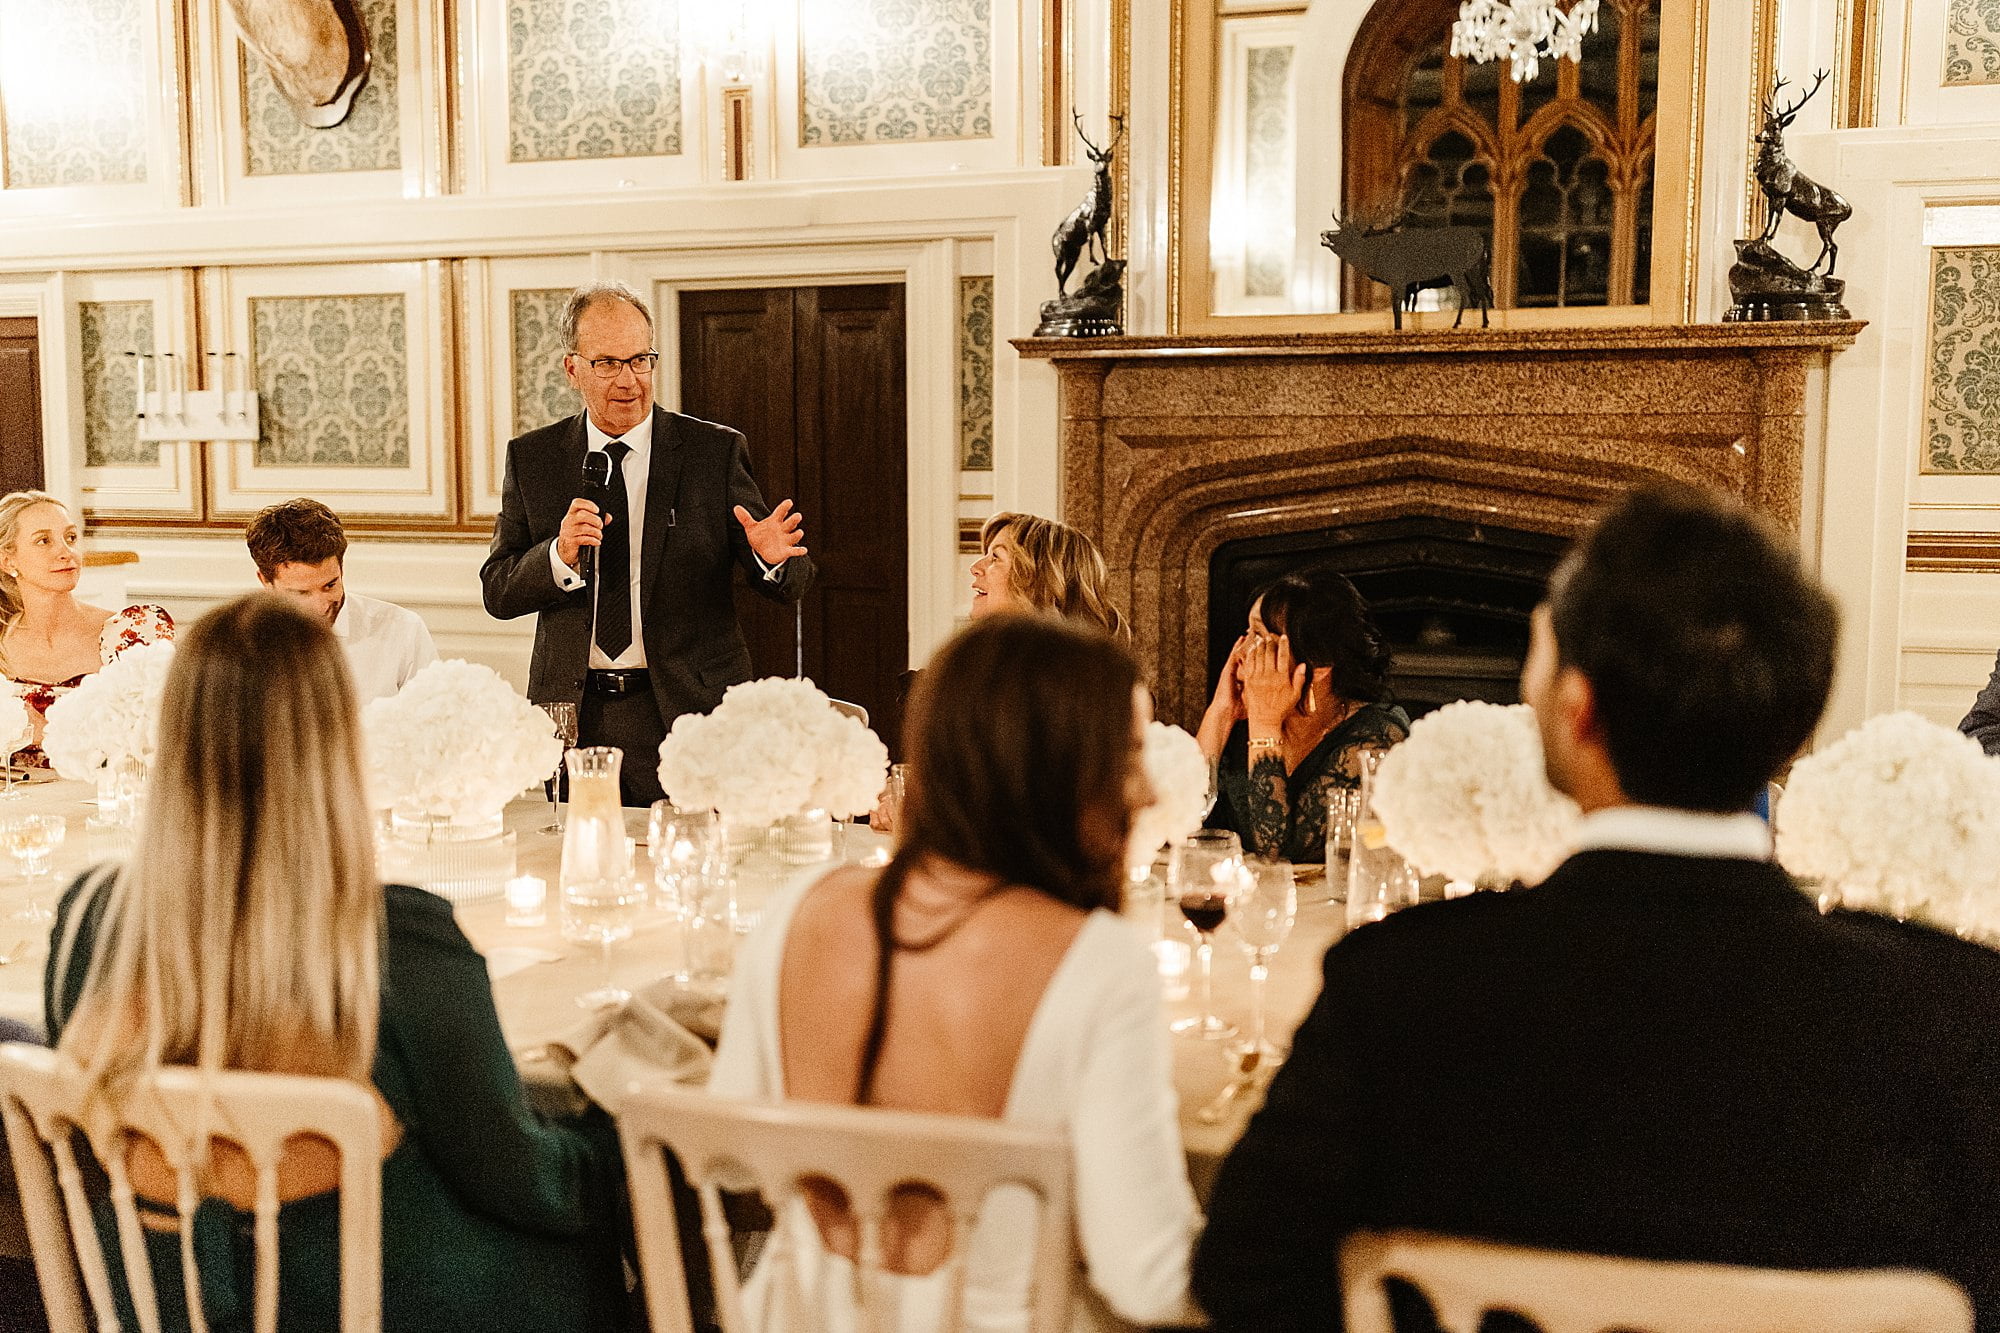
[658, 677, 889, 829]
[1127, 722, 1213, 877]
[41, 640, 177, 781]
[1370, 700, 1580, 888]
[1776, 711, 2000, 931]
[363, 660, 564, 824]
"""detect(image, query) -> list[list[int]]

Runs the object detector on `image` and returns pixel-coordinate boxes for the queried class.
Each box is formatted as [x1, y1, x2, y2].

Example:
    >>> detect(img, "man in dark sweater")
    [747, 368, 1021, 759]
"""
[1192, 481, 2000, 1331]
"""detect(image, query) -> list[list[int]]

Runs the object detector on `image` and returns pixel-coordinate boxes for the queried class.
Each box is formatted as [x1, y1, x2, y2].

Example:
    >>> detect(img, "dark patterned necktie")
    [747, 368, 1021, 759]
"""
[596, 439, 633, 658]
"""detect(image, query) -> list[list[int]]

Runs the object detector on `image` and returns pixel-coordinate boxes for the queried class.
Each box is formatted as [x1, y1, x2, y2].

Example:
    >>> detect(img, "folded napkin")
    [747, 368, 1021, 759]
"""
[529, 978, 719, 1114]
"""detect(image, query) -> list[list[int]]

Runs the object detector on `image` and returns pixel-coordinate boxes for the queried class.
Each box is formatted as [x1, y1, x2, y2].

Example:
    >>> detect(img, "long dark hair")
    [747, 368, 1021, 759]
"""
[856, 614, 1143, 1101]
[1255, 565, 1393, 704]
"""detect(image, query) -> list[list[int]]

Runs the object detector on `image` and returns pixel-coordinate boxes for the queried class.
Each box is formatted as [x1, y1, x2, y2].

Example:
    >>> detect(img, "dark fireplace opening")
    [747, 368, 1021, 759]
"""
[1207, 517, 1568, 720]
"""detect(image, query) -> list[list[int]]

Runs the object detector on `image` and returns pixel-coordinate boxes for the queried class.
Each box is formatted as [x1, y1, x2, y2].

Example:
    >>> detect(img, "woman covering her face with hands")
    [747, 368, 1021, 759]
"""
[1196, 565, 1408, 863]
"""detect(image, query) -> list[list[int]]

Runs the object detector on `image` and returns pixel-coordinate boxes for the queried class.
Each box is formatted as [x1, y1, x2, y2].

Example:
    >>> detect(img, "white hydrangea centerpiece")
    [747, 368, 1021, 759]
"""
[41, 640, 177, 781]
[1370, 700, 1580, 890]
[1126, 722, 1213, 878]
[658, 677, 889, 830]
[1776, 711, 2000, 932]
[363, 660, 564, 827]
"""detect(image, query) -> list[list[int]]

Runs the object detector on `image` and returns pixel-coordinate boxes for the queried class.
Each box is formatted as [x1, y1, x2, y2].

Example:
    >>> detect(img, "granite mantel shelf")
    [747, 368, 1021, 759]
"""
[1011, 321, 1866, 728]
[1011, 321, 1866, 361]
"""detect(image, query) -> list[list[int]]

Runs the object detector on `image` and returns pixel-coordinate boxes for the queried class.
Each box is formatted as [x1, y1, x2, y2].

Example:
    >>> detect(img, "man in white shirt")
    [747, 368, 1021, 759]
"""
[1196, 481, 2000, 1331]
[246, 498, 439, 703]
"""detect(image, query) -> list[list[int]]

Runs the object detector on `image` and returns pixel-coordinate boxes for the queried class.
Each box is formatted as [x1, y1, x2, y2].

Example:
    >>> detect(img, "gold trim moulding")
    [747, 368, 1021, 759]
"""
[1907, 530, 2000, 573]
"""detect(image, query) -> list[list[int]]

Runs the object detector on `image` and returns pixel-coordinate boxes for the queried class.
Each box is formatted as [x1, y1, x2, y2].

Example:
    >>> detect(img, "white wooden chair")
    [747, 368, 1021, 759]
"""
[1341, 1228, 1973, 1333]
[828, 699, 869, 727]
[0, 1043, 383, 1333]
[617, 1083, 1075, 1333]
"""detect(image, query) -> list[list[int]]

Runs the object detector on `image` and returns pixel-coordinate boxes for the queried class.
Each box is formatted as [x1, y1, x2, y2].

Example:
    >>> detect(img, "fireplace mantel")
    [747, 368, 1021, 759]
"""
[1012, 322, 1865, 728]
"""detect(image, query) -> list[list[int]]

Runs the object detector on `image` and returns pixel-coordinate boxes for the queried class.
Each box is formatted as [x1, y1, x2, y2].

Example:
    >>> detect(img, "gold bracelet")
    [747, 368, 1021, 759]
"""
[1247, 735, 1283, 752]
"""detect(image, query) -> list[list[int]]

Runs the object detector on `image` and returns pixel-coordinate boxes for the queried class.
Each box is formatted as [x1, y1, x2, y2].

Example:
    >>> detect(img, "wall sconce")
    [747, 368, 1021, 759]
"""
[685, 1, 777, 182]
[126, 351, 261, 444]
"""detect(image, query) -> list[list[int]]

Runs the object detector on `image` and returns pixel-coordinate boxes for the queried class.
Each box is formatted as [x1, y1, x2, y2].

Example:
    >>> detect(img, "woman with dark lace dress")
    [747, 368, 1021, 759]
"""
[1198, 567, 1408, 863]
[0, 491, 172, 768]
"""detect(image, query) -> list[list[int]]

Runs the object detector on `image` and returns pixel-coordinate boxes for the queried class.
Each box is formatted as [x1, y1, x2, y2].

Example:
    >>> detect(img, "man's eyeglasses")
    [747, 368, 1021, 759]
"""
[576, 352, 660, 379]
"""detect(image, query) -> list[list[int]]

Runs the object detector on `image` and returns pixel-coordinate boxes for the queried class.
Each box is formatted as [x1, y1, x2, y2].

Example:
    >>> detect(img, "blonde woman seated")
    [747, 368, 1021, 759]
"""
[45, 595, 627, 1332]
[969, 512, 1127, 636]
[0, 490, 172, 768]
[711, 615, 1201, 1332]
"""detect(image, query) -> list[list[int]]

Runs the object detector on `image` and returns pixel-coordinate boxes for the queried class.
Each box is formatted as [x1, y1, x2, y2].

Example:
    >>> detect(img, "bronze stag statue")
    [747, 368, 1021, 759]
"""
[1037, 113, 1128, 337]
[1725, 68, 1853, 321]
[1754, 70, 1852, 275]
[1320, 209, 1492, 331]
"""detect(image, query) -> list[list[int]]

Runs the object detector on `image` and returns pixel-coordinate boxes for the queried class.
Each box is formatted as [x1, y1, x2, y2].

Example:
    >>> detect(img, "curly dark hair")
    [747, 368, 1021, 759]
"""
[245, 499, 347, 580]
[1253, 565, 1394, 704]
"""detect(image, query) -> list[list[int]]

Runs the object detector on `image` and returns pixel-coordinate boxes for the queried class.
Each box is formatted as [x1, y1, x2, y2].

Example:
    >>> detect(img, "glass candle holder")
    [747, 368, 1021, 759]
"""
[505, 874, 547, 928]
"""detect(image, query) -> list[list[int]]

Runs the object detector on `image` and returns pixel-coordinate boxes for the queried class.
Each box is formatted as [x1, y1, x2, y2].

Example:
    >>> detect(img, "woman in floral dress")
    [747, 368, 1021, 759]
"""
[0, 491, 173, 768]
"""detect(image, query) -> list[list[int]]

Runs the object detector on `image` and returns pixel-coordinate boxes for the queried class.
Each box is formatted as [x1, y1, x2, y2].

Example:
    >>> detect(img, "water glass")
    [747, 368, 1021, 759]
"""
[562, 747, 636, 1008]
[1320, 786, 1362, 905]
[1232, 858, 1297, 1059]
[3, 814, 67, 923]
[562, 839, 641, 1010]
[1169, 830, 1243, 1040]
[648, 803, 720, 913]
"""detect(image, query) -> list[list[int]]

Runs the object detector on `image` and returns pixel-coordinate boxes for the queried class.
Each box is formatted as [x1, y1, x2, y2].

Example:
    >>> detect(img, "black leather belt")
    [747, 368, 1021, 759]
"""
[585, 668, 650, 697]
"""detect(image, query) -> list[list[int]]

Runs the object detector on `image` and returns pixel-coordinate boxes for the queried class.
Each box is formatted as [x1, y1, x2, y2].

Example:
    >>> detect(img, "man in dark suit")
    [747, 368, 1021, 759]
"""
[1962, 650, 2000, 755]
[482, 282, 813, 807]
[1193, 482, 2000, 1331]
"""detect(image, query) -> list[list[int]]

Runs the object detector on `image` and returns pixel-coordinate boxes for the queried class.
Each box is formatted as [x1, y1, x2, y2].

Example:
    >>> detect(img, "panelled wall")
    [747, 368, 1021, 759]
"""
[0, 0, 1105, 682]
[1760, 0, 2000, 735]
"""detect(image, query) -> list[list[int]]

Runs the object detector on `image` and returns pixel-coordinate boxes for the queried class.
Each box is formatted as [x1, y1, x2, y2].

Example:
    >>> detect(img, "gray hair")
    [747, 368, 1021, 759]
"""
[560, 281, 654, 352]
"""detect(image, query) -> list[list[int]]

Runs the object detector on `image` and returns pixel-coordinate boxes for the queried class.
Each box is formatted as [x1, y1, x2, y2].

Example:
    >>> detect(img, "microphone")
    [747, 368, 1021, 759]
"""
[577, 450, 611, 581]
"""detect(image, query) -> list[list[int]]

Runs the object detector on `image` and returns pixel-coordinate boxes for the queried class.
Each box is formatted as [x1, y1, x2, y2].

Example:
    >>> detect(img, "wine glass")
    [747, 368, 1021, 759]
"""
[1320, 786, 1362, 907]
[537, 701, 579, 835]
[1231, 857, 1297, 1060]
[649, 803, 722, 984]
[1169, 829, 1242, 1040]
[3, 814, 67, 922]
[562, 838, 641, 1010]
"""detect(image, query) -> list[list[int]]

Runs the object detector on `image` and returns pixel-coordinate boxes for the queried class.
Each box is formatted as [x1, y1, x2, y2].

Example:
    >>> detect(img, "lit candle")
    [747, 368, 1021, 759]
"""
[504, 874, 547, 928]
[859, 845, 891, 868]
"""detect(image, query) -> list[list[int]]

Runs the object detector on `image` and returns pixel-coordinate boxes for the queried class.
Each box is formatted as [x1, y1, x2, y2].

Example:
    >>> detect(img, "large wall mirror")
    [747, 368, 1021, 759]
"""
[1175, 0, 1699, 331]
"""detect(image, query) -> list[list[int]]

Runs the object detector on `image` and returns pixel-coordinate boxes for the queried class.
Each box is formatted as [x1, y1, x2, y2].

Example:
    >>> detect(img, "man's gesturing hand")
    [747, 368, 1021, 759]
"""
[555, 499, 604, 567]
[734, 498, 808, 566]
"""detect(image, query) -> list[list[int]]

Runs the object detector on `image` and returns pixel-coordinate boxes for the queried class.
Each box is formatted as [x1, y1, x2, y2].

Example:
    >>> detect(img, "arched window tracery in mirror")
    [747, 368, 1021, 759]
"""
[1341, 0, 1659, 313]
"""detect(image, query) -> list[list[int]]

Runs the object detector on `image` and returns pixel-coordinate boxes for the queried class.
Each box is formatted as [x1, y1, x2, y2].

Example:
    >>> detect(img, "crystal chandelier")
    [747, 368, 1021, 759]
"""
[1451, 0, 1601, 83]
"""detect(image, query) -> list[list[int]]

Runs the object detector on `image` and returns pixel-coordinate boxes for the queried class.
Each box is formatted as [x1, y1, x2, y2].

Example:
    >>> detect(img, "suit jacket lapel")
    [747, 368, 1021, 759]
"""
[553, 413, 589, 517]
[642, 405, 682, 586]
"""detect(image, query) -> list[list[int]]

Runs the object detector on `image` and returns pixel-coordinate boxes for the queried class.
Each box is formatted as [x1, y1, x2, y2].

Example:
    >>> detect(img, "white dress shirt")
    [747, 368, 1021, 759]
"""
[1573, 805, 1775, 861]
[548, 412, 783, 670]
[333, 592, 440, 703]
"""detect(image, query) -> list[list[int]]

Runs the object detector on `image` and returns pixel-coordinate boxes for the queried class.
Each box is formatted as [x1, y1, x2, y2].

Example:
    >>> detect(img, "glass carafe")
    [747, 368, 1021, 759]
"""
[1347, 747, 1421, 931]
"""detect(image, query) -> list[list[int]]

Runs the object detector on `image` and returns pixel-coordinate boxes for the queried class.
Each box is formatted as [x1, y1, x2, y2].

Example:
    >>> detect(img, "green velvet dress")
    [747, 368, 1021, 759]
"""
[43, 877, 629, 1333]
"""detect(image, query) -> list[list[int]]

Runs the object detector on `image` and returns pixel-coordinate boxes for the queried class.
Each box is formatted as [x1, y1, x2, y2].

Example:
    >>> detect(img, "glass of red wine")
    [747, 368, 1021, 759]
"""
[1169, 831, 1242, 1040]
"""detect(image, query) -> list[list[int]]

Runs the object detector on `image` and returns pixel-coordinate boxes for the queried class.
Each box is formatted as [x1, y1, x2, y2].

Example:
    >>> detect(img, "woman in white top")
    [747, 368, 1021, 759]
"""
[710, 614, 1202, 1332]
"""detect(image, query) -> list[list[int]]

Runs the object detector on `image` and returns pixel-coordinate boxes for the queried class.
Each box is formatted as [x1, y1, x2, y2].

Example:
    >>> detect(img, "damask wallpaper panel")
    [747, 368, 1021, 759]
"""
[1925, 247, 2000, 474]
[79, 302, 158, 468]
[1243, 45, 1296, 301]
[507, 0, 683, 162]
[957, 276, 993, 471]
[511, 289, 578, 432]
[0, 0, 149, 189]
[241, 0, 402, 175]
[250, 295, 412, 468]
[800, 0, 993, 146]
[1946, 0, 2000, 86]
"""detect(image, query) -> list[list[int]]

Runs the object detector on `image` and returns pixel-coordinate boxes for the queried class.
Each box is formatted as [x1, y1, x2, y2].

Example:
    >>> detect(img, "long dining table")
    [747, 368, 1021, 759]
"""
[0, 780, 1347, 1195]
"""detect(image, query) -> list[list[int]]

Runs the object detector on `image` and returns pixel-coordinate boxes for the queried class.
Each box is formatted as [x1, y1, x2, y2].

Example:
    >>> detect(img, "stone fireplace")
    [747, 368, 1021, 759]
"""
[1014, 323, 1863, 728]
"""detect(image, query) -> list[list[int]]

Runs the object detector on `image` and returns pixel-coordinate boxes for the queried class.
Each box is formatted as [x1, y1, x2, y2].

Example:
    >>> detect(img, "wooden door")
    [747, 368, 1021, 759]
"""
[678, 284, 909, 743]
[0, 319, 45, 495]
